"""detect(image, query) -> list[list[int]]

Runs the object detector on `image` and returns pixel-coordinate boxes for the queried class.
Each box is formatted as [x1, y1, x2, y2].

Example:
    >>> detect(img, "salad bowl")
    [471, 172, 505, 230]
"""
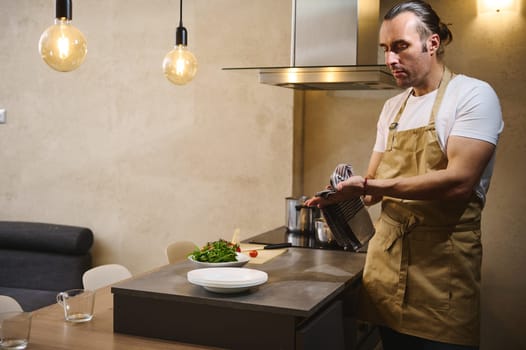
[188, 252, 249, 268]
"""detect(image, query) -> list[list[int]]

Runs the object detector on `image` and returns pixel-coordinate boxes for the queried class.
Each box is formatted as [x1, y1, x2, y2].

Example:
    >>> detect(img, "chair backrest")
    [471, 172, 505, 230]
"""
[82, 264, 132, 290]
[166, 241, 198, 264]
[0, 295, 23, 313]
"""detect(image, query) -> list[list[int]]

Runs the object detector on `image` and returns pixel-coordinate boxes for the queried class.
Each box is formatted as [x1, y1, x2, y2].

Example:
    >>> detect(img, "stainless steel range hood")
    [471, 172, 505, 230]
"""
[257, 65, 396, 90]
[224, 0, 398, 91]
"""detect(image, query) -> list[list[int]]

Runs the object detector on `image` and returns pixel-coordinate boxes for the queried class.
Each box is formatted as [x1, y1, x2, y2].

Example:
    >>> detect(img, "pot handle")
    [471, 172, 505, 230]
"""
[295, 204, 313, 210]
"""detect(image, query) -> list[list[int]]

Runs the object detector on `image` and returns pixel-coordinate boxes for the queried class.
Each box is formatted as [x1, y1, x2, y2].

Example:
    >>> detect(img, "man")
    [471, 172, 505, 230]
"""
[305, 1, 503, 349]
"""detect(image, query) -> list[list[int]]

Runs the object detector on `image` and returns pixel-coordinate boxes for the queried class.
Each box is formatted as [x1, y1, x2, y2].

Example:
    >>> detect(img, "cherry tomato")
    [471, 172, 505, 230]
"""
[236, 246, 241, 252]
[249, 250, 258, 258]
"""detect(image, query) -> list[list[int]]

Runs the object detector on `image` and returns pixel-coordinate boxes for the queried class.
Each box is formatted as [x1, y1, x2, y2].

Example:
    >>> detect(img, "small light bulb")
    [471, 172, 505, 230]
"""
[162, 45, 198, 85]
[480, 0, 516, 12]
[39, 18, 87, 72]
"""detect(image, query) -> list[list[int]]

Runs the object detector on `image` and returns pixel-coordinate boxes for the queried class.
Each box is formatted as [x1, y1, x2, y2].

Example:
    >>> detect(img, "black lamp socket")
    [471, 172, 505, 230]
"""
[56, 0, 72, 20]
[176, 26, 188, 46]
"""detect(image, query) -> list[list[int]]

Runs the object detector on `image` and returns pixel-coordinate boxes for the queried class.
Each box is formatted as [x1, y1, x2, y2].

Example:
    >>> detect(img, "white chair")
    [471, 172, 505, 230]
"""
[0, 295, 23, 313]
[82, 264, 132, 291]
[166, 241, 198, 264]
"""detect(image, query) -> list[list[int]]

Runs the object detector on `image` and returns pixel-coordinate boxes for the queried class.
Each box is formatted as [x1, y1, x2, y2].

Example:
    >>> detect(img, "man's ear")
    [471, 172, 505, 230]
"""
[428, 33, 441, 55]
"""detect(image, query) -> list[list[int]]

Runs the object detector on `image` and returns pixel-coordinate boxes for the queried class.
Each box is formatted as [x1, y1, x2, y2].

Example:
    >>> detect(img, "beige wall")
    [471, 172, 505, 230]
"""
[303, 1, 526, 349]
[1, 0, 525, 348]
[0, 0, 293, 271]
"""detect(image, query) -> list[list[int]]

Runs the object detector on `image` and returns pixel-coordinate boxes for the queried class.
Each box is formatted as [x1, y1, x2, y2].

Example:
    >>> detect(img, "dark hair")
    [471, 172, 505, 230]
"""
[384, 1, 452, 57]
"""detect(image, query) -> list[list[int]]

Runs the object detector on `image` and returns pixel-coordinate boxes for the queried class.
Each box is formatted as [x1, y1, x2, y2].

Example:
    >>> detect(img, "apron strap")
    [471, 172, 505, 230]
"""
[429, 67, 454, 124]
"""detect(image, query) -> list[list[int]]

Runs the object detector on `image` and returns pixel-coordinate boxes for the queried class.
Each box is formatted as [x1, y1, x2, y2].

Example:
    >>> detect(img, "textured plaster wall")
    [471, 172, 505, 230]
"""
[302, 1, 526, 349]
[1, 0, 525, 348]
[0, 0, 293, 273]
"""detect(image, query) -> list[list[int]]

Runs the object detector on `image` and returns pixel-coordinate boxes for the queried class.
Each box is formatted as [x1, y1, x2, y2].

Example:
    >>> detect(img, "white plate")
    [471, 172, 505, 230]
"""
[188, 252, 249, 268]
[187, 267, 268, 293]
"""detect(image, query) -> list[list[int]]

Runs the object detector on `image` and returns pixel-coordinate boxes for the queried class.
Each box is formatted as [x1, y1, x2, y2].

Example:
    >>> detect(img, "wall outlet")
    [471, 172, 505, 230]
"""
[0, 109, 6, 124]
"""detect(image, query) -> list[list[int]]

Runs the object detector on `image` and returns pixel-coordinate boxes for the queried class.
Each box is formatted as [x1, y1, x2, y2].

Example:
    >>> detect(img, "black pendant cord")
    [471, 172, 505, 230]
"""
[179, 0, 183, 27]
[175, 0, 188, 46]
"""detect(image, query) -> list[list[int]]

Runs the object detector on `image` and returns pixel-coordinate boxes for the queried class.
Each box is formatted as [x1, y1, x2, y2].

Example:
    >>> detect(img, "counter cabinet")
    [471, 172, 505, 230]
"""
[112, 244, 379, 349]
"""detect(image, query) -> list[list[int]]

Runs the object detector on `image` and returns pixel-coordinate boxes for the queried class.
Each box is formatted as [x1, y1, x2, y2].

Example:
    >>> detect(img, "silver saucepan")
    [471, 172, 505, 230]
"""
[286, 196, 320, 233]
[314, 218, 335, 244]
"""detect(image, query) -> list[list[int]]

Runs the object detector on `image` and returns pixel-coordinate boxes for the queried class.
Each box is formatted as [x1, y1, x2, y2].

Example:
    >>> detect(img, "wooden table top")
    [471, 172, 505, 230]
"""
[28, 285, 221, 350]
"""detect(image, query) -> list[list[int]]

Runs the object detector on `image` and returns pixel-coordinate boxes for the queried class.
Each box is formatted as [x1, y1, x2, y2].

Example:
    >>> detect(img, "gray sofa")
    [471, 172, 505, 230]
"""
[0, 221, 93, 311]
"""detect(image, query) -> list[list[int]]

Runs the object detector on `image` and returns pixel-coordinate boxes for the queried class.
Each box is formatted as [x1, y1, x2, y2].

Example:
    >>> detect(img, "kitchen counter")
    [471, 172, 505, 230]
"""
[112, 237, 368, 349]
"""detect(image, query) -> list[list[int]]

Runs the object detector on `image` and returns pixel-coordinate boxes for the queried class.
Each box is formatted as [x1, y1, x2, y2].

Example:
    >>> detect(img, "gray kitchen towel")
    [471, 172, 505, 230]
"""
[316, 164, 375, 251]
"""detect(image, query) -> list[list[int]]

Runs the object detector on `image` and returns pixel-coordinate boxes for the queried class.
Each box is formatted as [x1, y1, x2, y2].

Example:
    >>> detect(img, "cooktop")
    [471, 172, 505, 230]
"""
[246, 226, 350, 251]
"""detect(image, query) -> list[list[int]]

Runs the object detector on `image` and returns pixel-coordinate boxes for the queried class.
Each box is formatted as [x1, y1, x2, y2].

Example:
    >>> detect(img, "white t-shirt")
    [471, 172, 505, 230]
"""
[373, 74, 504, 204]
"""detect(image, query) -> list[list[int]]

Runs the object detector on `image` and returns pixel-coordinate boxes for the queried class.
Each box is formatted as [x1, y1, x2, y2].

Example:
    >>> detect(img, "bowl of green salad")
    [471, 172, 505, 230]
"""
[188, 239, 249, 267]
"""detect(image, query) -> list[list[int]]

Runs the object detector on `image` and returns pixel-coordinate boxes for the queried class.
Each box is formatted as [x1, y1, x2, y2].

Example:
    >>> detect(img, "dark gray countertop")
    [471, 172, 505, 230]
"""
[112, 247, 365, 318]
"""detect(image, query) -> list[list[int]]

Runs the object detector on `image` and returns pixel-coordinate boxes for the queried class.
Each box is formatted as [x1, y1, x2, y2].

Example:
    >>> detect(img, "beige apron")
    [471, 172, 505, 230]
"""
[358, 68, 482, 346]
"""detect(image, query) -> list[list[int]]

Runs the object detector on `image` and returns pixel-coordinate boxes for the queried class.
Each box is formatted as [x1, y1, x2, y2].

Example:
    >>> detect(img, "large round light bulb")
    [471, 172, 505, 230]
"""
[162, 45, 198, 85]
[39, 18, 87, 72]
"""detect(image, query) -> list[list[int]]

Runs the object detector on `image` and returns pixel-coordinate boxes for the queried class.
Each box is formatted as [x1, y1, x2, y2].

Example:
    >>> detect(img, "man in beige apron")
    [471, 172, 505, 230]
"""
[358, 67, 485, 349]
[306, 2, 503, 349]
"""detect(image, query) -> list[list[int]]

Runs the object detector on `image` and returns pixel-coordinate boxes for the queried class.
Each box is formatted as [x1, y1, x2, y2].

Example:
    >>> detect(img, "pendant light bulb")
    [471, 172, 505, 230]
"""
[39, 0, 87, 72]
[162, 0, 197, 85]
[162, 44, 198, 85]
